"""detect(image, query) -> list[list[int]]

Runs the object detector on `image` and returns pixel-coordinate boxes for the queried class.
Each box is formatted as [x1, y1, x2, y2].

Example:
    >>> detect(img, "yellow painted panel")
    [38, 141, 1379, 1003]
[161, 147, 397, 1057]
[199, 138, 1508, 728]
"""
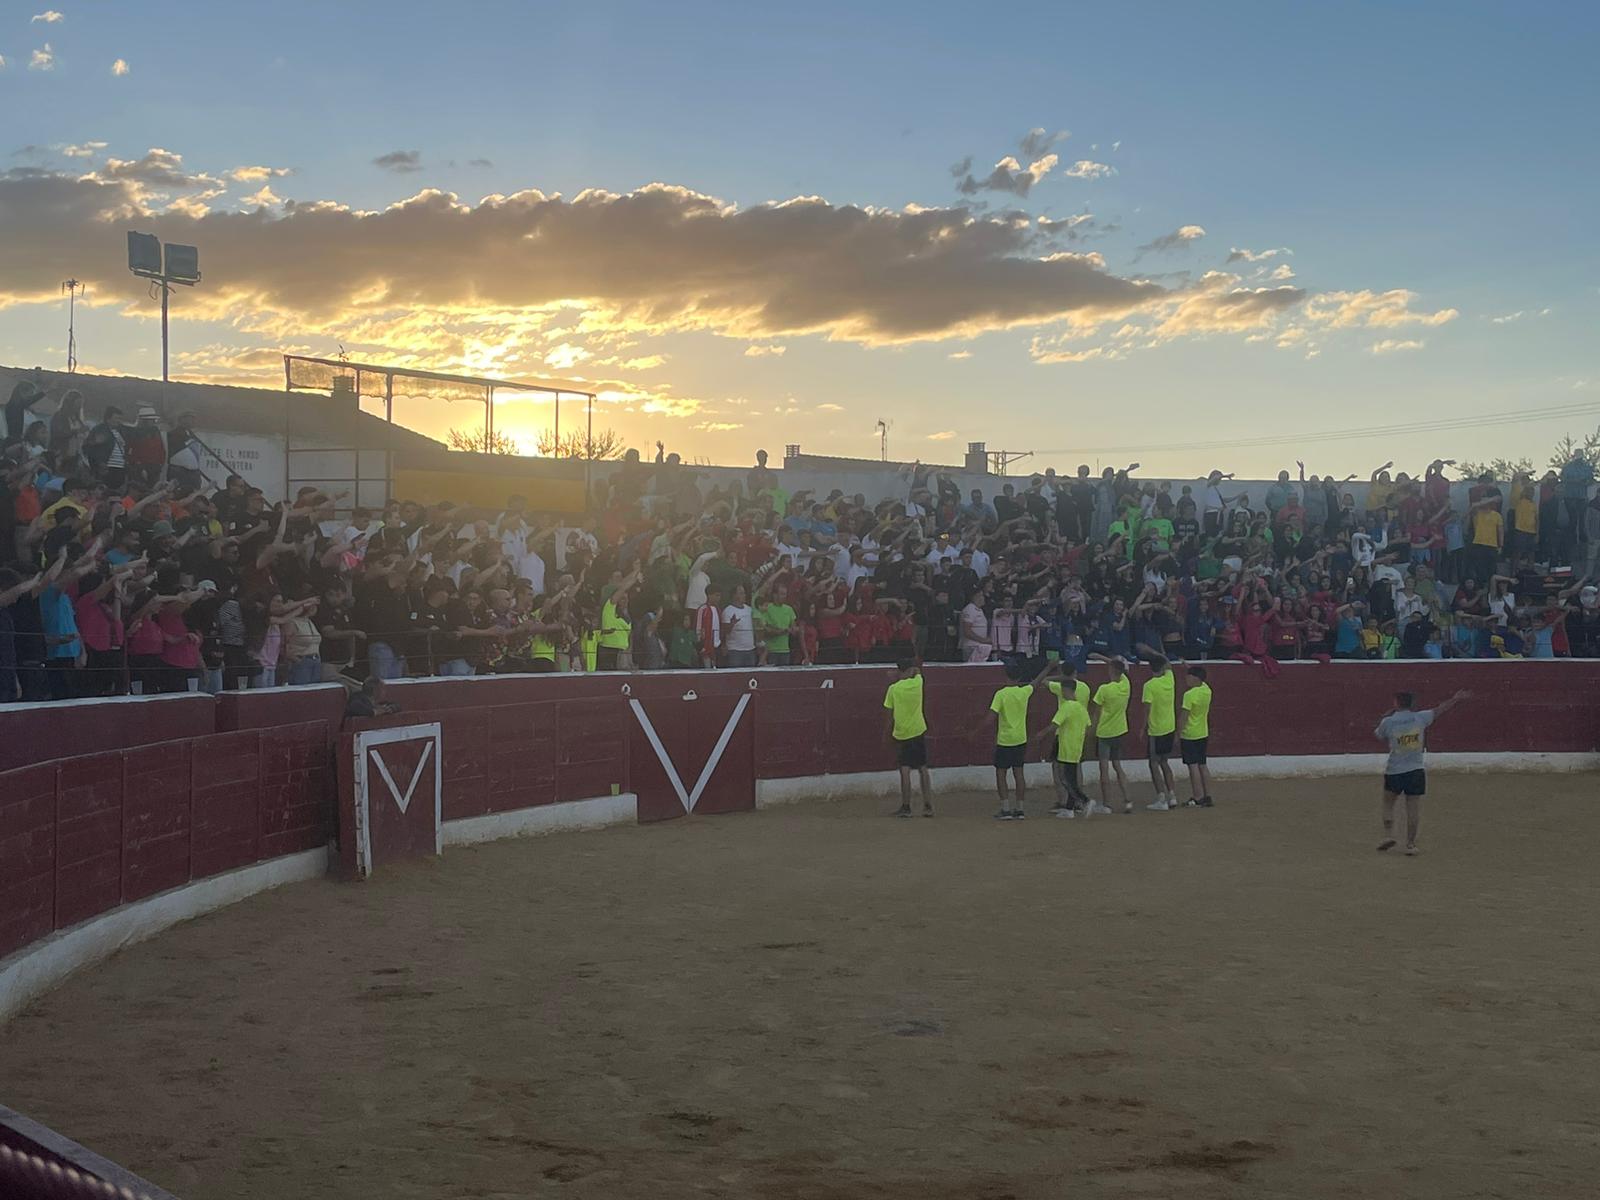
[391, 467, 588, 513]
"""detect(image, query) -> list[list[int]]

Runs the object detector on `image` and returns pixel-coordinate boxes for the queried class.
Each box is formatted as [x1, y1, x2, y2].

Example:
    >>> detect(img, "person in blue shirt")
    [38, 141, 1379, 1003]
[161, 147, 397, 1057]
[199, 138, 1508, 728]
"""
[1333, 602, 1365, 658]
[1561, 456, 1596, 562]
[39, 577, 81, 699]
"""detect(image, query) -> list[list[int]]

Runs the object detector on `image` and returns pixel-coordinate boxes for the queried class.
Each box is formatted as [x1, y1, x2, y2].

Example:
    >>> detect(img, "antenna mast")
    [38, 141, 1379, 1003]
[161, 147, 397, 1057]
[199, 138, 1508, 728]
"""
[61, 279, 84, 372]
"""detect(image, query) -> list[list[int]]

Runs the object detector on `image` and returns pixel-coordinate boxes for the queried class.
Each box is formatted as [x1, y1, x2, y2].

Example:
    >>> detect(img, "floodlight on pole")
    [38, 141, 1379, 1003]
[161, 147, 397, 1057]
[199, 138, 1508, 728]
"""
[127, 231, 201, 382]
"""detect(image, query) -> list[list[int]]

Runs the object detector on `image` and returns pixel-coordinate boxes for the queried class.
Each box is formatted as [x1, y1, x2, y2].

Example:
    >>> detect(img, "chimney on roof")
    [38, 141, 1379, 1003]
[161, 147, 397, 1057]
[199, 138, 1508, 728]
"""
[785, 443, 801, 461]
[331, 375, 356, 406]
[965, 441, 988, 474]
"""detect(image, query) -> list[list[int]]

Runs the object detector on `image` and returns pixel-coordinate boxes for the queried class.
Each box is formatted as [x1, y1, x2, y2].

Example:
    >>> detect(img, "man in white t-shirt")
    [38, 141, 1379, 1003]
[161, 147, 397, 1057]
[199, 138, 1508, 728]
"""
[959, 592, 993, 663]
[684, 550, 717, 609]
[1374, 688, 1469, 855]
[722, 586, 757, 667]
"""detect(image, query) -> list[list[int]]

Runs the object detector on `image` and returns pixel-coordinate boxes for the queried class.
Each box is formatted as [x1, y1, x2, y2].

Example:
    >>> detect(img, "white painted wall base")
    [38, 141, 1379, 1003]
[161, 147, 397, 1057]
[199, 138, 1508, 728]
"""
[0, 847, 330, 1027]
[754, 752, 1600, 808]
[442, 792, 638, 846]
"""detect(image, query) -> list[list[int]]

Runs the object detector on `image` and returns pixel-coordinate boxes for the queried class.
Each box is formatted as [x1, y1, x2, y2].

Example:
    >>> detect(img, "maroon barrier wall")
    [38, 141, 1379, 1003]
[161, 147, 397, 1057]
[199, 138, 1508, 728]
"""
[0, 721, 333, 961]
[3, 661, 1598, 963]
[0, 693, 214, 774]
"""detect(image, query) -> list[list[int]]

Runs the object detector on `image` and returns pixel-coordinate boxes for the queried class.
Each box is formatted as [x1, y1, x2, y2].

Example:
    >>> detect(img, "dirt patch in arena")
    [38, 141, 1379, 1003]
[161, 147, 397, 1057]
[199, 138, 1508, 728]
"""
[3, 773, 1598, 1199]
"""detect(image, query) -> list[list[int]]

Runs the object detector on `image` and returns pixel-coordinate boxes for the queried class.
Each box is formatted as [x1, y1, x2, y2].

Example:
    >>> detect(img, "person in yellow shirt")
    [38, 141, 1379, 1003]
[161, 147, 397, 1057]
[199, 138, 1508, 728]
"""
[1507, 471, 1539, 570]
[1089, 655, 1132, 814]
[1034, 662, 1092, 818]
[1468, 494, 1504, 585]
[1178, 664, 1214, 808]
[989, 658, 1052, 820]
[882, 658, 932, 818]
[1137, 651, 1179, 811]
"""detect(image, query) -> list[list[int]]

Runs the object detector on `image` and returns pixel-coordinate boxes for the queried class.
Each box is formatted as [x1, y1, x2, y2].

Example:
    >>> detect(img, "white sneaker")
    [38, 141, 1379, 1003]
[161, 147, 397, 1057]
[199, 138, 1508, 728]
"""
[1122, 801, 1133, 815]
[1055, 808, 1075, 819]
[1147, 798, 1171, 812]
[1089, 801, 1112, 815]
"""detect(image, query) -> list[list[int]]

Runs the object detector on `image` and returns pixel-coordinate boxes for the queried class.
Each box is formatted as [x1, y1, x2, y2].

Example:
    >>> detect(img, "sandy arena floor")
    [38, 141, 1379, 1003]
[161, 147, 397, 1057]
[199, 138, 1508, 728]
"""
[2, 773, 1598, 1199]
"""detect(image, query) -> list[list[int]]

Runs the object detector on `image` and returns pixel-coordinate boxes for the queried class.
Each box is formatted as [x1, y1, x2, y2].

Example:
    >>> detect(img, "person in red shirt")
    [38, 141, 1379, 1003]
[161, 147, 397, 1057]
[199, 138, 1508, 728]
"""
[1235, 593, 1282, 678]
[812, 571, 848, 664]
[842, 594, 878, 663]
[729, 517, 774, 572]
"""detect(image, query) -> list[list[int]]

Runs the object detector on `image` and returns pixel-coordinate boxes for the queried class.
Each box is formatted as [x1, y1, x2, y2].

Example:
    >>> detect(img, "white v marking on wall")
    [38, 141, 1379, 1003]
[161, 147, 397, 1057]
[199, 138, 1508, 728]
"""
[629, 698, 691, 810]
[686, 693, 750, 812]
[629, 693, 750, 814]
[370, 742, 434, 815]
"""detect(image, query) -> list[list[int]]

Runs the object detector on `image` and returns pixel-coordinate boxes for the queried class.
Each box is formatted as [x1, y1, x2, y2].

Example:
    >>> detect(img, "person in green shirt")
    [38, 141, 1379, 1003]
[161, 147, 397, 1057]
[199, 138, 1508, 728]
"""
[882, 658, 932, 817]
[1035, 661, 1092, 818]
[1089, 654, 1133, 814]
[1178, 664, 1214, 807]
[989, 657, 1052, 820]
[1137, 650, 1179, 810]
[666, 610, 699, 669]
[756, 581, 798, 666]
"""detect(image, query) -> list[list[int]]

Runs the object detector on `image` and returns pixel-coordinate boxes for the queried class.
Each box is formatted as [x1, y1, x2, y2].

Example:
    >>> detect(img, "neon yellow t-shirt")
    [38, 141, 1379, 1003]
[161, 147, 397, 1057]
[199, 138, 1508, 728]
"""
[530, 633, 556, 662]
[990, 683, 1034, 748]
[1141, 671, 1176, 736]
[883, 675, 927, 741]
[1092, 676, 1131, 738]
[1047, 678, 1091, 762]
[599, 600, 631, 649]
[1047, 677, 1090, 718]
[1181, 682, 1212, 740]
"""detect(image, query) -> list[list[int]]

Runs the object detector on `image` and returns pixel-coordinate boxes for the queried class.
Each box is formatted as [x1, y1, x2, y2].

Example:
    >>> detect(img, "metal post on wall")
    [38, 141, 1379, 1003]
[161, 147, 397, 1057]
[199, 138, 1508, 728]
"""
[554, 390, 560, 455]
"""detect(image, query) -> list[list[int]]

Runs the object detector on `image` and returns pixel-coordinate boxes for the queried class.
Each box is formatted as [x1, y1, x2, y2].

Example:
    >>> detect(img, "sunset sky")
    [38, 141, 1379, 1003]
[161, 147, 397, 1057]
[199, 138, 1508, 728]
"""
[2, 1, 1597, 477]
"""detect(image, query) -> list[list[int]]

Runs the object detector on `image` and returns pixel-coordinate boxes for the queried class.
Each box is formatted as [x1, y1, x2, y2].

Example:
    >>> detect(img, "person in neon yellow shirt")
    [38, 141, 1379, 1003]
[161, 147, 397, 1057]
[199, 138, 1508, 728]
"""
[989, 658, 1052, 820]
[1179, 664, 1214, 808]
[596, 564, 642, 672]
[882, 658, 932, 817]
[1137, 650, 1178, 811]
[1035, 661, 1092, 818]
[1089, 654, 1132, 814]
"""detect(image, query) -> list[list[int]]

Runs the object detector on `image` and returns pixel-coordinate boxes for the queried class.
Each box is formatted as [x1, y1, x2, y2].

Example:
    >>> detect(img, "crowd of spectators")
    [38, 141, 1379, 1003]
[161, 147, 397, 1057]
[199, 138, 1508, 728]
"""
[4, 377, 1600, 704]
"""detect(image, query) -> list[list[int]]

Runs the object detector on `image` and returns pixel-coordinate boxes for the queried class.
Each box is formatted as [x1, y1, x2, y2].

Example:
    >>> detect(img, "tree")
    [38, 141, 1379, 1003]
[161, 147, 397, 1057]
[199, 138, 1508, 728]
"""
[1456, 454, 1534, 480]
[447, 426, 520, 455]
[534, 427, 628, 460]
[1548, 428, 1600, 472]
[1459, 423, 1600, 479]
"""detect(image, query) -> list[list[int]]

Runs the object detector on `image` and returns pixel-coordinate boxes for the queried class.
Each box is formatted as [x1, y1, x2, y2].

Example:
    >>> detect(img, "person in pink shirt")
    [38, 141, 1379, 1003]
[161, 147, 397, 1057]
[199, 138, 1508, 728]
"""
[157, 597, 202, 692]
[125, 591, 169, 695]
[72, 569, 125, 696]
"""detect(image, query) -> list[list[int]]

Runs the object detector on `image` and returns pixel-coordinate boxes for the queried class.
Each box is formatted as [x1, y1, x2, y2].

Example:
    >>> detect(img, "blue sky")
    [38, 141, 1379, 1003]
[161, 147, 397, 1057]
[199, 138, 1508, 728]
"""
[3, 0, 1597, 475]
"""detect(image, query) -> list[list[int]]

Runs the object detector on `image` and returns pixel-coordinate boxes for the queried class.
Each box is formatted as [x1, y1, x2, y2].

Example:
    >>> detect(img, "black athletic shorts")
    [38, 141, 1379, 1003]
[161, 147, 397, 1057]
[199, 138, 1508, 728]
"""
[896, 734, 928, 769]
[1180, 737, 1208, 766]
[1096, 733, 1124, 760]
[1149, 732, 1175, 755]
[1383, 768, 1426, 796]
[993, 743, 1026, 770]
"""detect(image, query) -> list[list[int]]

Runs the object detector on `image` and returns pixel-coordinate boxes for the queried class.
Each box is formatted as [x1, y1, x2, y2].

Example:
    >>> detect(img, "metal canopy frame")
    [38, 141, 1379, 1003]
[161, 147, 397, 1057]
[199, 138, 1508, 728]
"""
[282, 354, 597, 452]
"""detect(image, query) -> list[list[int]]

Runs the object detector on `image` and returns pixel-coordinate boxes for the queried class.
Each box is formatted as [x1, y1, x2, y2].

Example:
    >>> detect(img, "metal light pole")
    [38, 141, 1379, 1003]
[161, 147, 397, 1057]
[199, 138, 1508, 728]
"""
[127, 232, 200, 384]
